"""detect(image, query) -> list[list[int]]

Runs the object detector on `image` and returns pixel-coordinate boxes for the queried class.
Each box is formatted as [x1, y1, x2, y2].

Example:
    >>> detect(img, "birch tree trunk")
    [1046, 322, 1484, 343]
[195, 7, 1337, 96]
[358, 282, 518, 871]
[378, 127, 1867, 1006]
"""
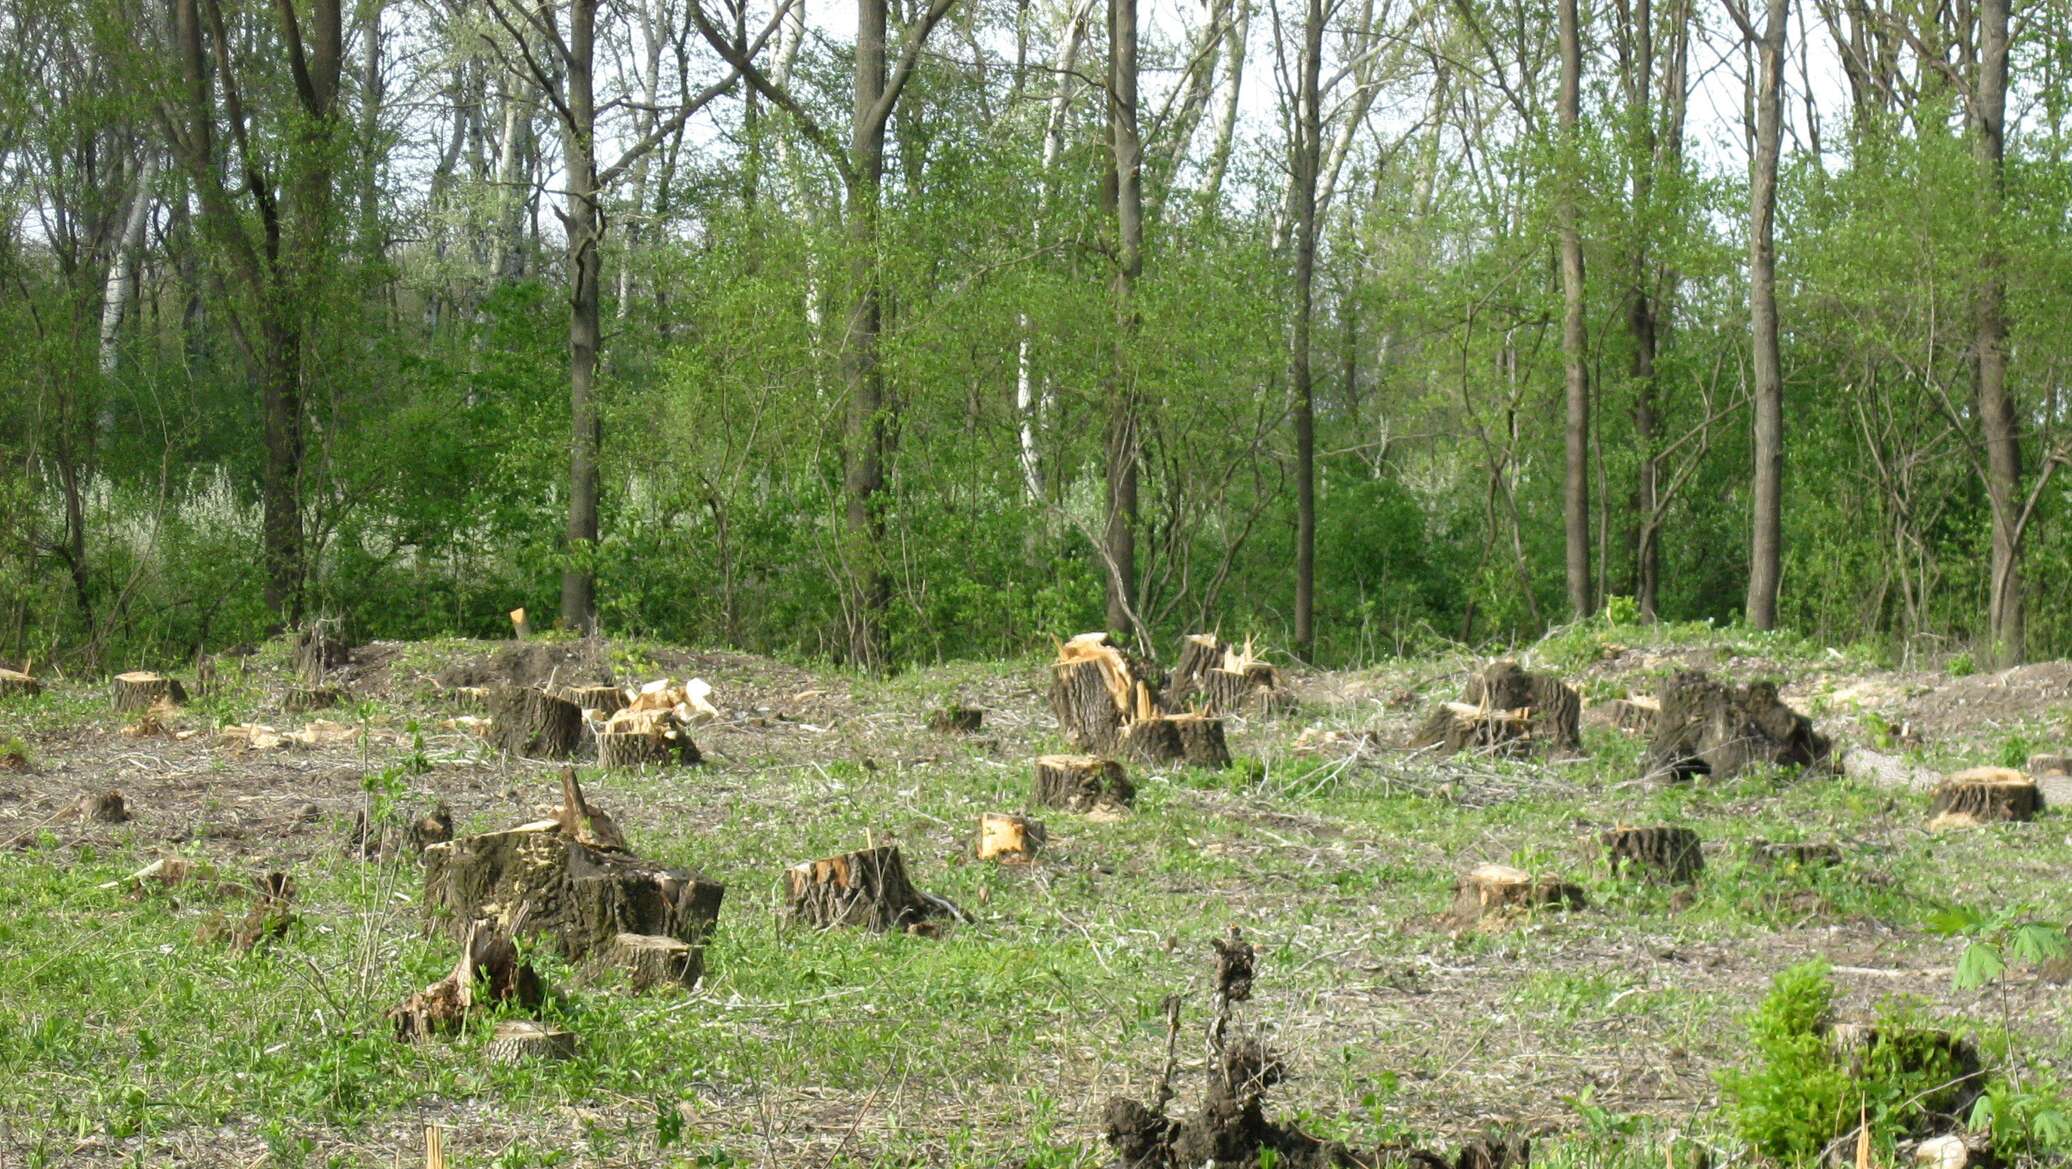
[98, 155, 157, 376]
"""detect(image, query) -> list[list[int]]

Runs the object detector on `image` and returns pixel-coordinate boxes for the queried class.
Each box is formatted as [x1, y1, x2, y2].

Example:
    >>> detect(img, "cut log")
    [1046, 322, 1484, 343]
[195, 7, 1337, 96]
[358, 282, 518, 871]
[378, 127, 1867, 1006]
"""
[388, 924, 543, 1041]
[1033, 755, 1136, 812]
[489, 685, 583, 759]
[926, 705, 984, 734]
[976, 812, 1046, 862]
[486, 1020, 575, 1064]
[599, 932, 703, 991]
[283, 684, 344, 714]
[1749, 840, 1843, 869]
[79, 789, 130, 824]
[1643, 671, 1829, 781]
[1169, 713, 1231, 768]
[784, 845, 930, 931]
[1930, 767, 2039, 828]
[421, 804, 722, 961]
[1447, 863, 1584, 929]
[112, 672, 184, 713]
[1604, 825, 1704, 883]
[562, 684, 627, 716]
[292, 622, 350, 684]
[1047, 633, 1156, 753]
[1463, 660, 1581, 752]
[596, 728, 698, 769]
[0, 667, 42, 699]
[509, 608, 531, 640]
[1409, 702, 1533, 755]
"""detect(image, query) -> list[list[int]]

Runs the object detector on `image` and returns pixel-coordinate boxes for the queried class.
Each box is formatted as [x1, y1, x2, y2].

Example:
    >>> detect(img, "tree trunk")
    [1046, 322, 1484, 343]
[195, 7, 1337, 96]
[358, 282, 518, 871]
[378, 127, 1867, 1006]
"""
[1289, 0, 1322, 657]
[1974, 0, 2020, 663]
[1104, 0, 1142, 635]
[1557, 0, 1591, 621]
[1200, 0, 1247, 208]
[1744, 0, 1786, 631]
[99, 155, 158, 376]
[842, 0, 892, 670]
[551, 1, 604, 635]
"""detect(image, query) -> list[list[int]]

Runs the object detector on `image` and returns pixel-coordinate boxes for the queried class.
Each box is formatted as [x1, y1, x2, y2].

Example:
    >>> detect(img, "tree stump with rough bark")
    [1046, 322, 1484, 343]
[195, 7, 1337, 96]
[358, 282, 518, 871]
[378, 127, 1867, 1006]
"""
[599, 932, 703, 991]
[1200, 666, 1282, 715]
[489, 686, 583, 759]
[79, 789, 130, 824]
[784, 845, 930, 931]
[1047, 633, 1156, 753]
[1033, 755, 1135, 812]
[1447, 863, 1584, 929]
[927, 705, 984, 734]
[113, 672, 184, 714]
[562, 684, 626, 716]
[1410, 702, 1533, 755]
[1604, 825, 1704, 883]
[1749, 840, 1842, 869]
[1169, 634, 1229, 705]
[1930, 767, 2039, 828]
[422, 777, 723, 960]
[284, 684, 344, 713]
[1463, 660, 1581, 752]
[406, 805, 454, 855]
[486, 1020, 575, 1063]
[596, 728, 698, 769]
[1601, 695, 1660, 735]
[293, 622, 350, 684]
[388, 924, 543, 1041]
[1643, 671, 1828, 781]
[1170, 713, 1231, 767]
[1120, 716, 1185, 764]
[0, 668, 41, 699]
[976, 812, 1045, 862]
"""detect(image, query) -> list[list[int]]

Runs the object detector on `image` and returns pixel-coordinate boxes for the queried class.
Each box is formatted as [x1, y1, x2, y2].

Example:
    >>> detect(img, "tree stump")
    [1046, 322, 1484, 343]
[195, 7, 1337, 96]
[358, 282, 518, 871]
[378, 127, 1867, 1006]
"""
[1409, 702, 1532, 755]
[596, 728, 699, 769]
[227, 872, 298, 953]
[388, 925, 543, 1041]
[562, 684, 626, 716]
[1749, 840, 1842, 869]
[1929, 767, 2039, 828]
[79, 789, 130, 824]
[0, 668, 41, 699]
[1200, 666, 1281, 715]
[1048, 633, 1155, 753]
[1447, 863, 1584, 929]
[406, 805, 455, 855]
[486, 1020, 575, 1064]
[1643, 671, 1828, 781]
[422, 786, 723, 961]
[926, 705, 984, 734]
[1170, 633, 1228, 702]
[976, 812, 1045, 862]
[1120, 716, 1185, 764]
[2027, 753, 2071, 779]
[599, 932, 704, 991]
[489, 686, 583, 759]
[1604, 826, 1704, 883]
[292, 622, 350, 684]
[284, 684, 344, 713]
[113, 672, 184, 714]
[1601, 695, 1660, 735]
[1169, 713, 1231, 768]
[784, 845, 930, 931]
[1034, 755, 1135, 812]
[1463, 660, 1581, 752]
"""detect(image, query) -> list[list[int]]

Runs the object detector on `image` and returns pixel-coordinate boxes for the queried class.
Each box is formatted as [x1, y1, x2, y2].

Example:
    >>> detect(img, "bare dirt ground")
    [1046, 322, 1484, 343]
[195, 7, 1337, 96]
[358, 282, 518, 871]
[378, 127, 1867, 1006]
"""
[2, 629, 2069, 1167]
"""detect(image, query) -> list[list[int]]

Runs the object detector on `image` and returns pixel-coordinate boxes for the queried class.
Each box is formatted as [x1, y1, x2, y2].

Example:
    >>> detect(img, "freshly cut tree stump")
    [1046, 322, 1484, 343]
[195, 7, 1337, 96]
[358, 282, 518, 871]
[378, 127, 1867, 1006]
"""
[79, 789, 130, 824]
[1171, 634, 1286, 715]
[2028, 753, 2072, 779]
[284, 684, 344, 713]
[1447, 863, 1584, 929]
[1200, 666, 1280, 715]
[489, 685, 583, 759]
[596, 728, 698, 769]
[1169, 633, 1229, 704]
[562, 684, 626, 715]
[1034, 755, 1135, 812]
[1120, 716, 1185, 764]
[1048, 633, 1156, 753]
[600, 932, 703, 991]
[1409, 702, 1533, 755]
[926, 705, 984, 734]
[1463, 660, 1581, 752]
[292, 622, 350, 684]
[486, 1020, 575, 1064]
[1930, 767, 2039, 828]
[976, 812, 1046, 862]
[388, 925, 543, 1041]
[1643, 671, 1829, 781]
[1169, 713, 1231, 768]
[0, 667, 41, 698]
[1604, 825, 1704, 883]
[784, 845, 930, 931]
[422, 775, 723, 960]
[113, 672, 184, 714]
[1750, 840, 1843, 869]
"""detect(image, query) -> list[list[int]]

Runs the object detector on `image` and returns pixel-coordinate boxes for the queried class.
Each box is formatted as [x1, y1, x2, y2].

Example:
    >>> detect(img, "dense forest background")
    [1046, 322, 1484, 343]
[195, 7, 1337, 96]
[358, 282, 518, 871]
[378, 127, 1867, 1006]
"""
[2, 0, 2068, 672]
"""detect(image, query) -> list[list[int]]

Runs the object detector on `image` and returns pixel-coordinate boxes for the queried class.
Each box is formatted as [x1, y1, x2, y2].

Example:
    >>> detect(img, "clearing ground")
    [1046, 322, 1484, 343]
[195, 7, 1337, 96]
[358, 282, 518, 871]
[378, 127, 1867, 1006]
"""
[2, 625, 2069, 1167]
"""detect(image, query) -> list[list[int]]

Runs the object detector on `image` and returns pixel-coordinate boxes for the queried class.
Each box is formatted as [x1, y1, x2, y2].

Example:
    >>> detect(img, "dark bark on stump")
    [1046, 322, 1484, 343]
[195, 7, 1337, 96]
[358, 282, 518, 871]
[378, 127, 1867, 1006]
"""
[293, 622, 350, 684]
[1749, 840, 1842, 868]
[1409, 703, 1532, 755]
[1170, 714, 1231, 768]
[927, 705, 984, 734]
[1463, 660, 1580, 752]
[284, 684, 344, 713]
[490, 686, 583, 758]
[1034, 755, 1135, 812]
[486, 1020, 575, 1063]
[1170, 634, 1228, 705]
[1605, 825, 1704, 883]
[561, 684, 626, 715]
[0, 668, 42, 698]
[784, 845, 930, 931]
[1447, 863, 1584, 929]
[80, 789, 130, 823]
[596, 729, 699, 768]
[1643, 671, 1828, 781]
[113, 672, 184, 713]
[1051, 659, 1131, 753]
[1930, 768, 2039, 825]
[598, 932, 704, 991]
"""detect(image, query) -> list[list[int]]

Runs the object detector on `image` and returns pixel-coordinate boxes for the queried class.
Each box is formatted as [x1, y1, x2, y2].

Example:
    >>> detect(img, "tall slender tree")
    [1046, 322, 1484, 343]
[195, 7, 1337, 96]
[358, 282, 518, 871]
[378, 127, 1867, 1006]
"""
[1557, 0, 1591, 619]
[1288, 0, 1324, 656]
[1736, 0, 1786, 631]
